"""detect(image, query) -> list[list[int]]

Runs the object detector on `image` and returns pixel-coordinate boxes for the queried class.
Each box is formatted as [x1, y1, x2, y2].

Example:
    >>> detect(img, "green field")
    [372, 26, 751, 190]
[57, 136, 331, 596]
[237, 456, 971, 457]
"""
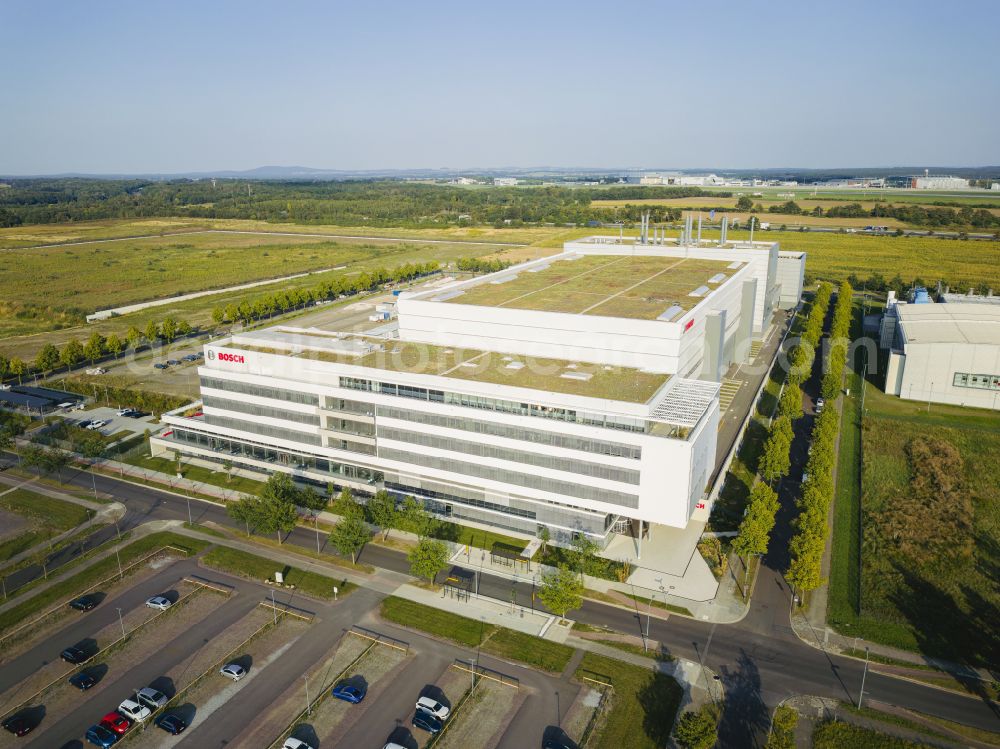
[378, 596, 574, 672]
[201, 546, 355, 600]
[122, 452, 267, 496]
[827, 362, 1000, 667]
[575, 651, 683, 749]
[0, 488, 92, 564]
[0, 228, 515, 345]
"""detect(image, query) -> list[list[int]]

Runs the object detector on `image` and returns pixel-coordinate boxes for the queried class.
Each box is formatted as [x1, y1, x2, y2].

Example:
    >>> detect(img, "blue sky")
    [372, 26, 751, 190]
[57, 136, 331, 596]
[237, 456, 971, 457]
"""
[2, 0, 998, 174]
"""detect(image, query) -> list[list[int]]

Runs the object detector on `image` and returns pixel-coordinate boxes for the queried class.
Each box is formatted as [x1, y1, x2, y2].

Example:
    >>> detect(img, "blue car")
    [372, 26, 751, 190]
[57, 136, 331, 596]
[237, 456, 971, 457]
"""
[412, 710, 443, 734]
[331, 680, 367, 703]
[85, 724, 119, 747]
[69, 671, 97, 690]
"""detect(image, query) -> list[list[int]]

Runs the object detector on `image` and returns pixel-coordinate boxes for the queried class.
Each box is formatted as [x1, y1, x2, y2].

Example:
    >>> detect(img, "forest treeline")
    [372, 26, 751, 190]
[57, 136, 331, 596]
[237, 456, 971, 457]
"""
[0, 179, 721, 228]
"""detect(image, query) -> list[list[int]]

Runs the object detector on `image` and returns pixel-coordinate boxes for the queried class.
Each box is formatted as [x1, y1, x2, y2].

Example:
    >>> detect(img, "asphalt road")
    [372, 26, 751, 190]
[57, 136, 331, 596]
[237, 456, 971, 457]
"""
[3, 456, 999, 742]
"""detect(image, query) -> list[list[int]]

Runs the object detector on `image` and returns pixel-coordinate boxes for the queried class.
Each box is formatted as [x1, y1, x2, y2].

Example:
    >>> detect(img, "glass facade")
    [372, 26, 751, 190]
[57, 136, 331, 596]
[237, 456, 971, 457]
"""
[376, 405, 641, 459]
[379, 446, 639, 508]
[201, 377, 318, 405]
[203, 395, 320, 426]
[377, 425, 640, 484]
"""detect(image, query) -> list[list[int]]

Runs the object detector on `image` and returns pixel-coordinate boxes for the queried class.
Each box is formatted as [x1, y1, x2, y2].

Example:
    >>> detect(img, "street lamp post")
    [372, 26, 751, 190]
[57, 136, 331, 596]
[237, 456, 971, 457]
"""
[304, 675, 311, 715]
[186, 497, 192, 526]
[116, 546, 123, 580]
[858, 647, 871, 708]
[116, 607, 126, 640]
[271, 589, 277, 625]
[314, 515, 320, 554]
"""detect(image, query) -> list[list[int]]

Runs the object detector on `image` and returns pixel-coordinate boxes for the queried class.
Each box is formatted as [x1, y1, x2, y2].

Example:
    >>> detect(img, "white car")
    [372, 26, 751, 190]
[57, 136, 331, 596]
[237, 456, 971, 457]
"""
[383, 745, 407, 749]
[415, 696, 450, 720]
[283, 740, 314, 749]
[220, 663, 247, 681]
[145, 596, 172, 611]
[136, 686, 168, 710]
[86, 419, 108, 430]
[118, 698, 152, 722]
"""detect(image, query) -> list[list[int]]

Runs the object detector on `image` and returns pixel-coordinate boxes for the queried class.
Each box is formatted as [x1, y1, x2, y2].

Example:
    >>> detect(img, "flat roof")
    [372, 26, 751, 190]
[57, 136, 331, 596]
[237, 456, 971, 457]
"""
[228, 328, 671, 404]
[897, 303, 1000, 346]
[435, 254, 742, 321]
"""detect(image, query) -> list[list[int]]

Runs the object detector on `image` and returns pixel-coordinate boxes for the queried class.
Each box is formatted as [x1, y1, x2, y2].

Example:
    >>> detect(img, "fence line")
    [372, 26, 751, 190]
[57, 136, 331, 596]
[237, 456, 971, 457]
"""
[260, 599, 315, 623]
[348, 625, 409, 653]
[578, 675, 615, 748]
[451, 659, 519, 689]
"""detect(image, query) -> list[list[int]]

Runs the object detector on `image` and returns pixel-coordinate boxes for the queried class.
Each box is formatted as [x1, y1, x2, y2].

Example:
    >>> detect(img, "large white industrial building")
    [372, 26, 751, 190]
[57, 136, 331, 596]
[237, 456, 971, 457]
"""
[152, 234, 805, 548]
[884, 302, 1000, 410]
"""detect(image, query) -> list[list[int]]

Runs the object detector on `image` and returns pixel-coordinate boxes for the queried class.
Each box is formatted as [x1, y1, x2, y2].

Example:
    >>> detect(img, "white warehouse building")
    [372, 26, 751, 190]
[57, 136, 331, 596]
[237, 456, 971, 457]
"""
[152, 235, 805, 548]
[884, 303, 1000, 410]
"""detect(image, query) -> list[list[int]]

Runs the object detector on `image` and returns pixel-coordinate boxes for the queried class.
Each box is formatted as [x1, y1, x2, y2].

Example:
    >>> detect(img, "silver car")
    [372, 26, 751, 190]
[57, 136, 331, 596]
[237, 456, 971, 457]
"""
[219, 663, 247, 681]
[145, 596, 172, 611]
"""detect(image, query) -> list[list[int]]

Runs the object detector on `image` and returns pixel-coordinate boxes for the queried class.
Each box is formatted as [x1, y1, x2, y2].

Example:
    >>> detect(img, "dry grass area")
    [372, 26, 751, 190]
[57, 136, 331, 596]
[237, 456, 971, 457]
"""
[433, 677, 524, 749]
[561, 684, 603, 742]
[309, 643, 410, 746]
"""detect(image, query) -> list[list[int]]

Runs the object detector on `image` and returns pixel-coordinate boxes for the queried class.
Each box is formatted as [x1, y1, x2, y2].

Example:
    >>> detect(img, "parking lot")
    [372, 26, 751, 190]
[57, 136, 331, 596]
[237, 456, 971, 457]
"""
[0, 541, 583, 749]
[63, 406, 159, 442]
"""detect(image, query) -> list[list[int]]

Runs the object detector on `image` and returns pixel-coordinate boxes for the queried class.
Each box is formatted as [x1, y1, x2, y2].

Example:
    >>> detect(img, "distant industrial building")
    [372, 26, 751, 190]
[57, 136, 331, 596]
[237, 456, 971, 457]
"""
[911, 175, 970, 190]
[493, 177, 518, 186]
[882, 301, 1000, 410]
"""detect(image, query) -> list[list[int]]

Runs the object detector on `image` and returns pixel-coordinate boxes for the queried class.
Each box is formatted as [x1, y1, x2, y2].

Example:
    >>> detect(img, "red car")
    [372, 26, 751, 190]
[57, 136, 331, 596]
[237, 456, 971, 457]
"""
[100, 712, 131, 735]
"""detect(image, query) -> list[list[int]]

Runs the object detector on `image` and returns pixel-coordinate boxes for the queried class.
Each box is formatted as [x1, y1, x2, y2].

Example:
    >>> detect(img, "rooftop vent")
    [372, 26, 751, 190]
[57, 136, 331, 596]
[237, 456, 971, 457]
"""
[727, 261, 742, 269]
[561, 371, 593, 381]
[657, 305, 684, 321]
[489, 275, 518, 285]
[708, 273, 727, 284]
[527, 264, 551, 273]
[433, 290, 465, 302]
[689, 285, 710, 297]
[505, 362, 525, 370]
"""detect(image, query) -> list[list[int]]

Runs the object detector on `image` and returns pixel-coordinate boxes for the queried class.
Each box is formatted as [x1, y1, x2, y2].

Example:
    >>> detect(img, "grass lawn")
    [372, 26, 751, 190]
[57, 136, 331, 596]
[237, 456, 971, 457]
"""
[0, 531, 207, 635]
[200, 546, 355, 601]
[478, 626, 574, 673]
[0, 489, 93, 564]
[812, 721, 933, 748]
[575, 651, 683, 749]
[122, 453, 266, 495]
[380, 596, 495, 648]
[378, 596, 574, 672]
[430, 523, 527, 554]
[828, 369, 1000, 666]
[621, 592, 693, 618]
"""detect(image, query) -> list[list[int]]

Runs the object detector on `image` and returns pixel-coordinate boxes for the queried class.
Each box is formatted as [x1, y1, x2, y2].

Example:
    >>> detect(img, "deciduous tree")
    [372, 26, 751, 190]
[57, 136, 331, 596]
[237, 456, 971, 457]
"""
[408, 538, 449, 583]
[537, 564, 584, 617]
[330, 514, 370, 563]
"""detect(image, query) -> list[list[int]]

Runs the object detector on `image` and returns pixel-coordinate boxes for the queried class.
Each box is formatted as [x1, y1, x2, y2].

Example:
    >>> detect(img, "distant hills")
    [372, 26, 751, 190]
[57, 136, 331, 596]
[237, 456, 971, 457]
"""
[4, 165, 999, 181]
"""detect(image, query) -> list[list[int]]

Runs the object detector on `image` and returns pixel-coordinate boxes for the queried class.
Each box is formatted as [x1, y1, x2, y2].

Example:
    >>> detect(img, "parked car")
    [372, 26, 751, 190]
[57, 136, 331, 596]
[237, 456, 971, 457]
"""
[331, 681, 367, 703]
[69, 671, 98, 690]
[126, 410, 146, 419]
[154, 713, 187, 735]
[412, 711, 443, 734]
[85, 724, 119, 747]
[145, 595, 172, 611]
[61, 646, 87, 664]
[542, 738, 576, 749]
[153, 363, 168, 370]
[282, 739, 314, 749]
[116, 408, 132, 416]
[116, 698, 152, 722]
[69, 594, 100, 611]
[136, 687, 168, 711]
[99, 712, 131, 735]
[70, 402, 87, 411]
[416, 696, 450, 719]
[58, 402, 75, 409]
[76, 420, 93, 429]
[219, 663, 247, 681]
[815, 397, 825, 413]
[383, 744, 407, 749]
[2, 716, 33, 736]
[86, 419, 108, 430]
[166, 359, 181, 366]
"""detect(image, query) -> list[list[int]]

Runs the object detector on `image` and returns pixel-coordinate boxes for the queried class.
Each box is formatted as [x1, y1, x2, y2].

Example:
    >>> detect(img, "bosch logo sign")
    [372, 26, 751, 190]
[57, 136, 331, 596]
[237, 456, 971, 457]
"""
[210, 351, 245, 364]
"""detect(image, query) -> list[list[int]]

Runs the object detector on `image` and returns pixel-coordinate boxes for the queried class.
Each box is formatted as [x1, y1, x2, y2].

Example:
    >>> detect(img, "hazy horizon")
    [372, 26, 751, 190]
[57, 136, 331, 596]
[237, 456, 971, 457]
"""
[3, 0, 999, 175]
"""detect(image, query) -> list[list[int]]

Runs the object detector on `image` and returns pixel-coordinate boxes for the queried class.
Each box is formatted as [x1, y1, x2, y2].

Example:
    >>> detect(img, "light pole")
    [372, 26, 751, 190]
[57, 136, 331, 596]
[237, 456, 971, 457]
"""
[186, 497, 193, 526]
[270, 589, 277, 625]
[116, 607, 126, 640]
[304, 674, 311, 715]
[91, 469, 98, 500]
[116, 546, 123, 580]
[314, 515, 320, 554]
[858, 647, 871, 708]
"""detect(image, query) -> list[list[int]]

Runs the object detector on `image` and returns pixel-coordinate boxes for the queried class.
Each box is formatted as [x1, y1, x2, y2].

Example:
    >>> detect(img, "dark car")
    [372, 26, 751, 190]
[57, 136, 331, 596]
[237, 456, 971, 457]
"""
[331, 681, 367, 703]
[69, 594, 100, 612]
[77, 419, 93, 429]
[412, 710, 443, 734]
[543, 738, 576, 749]
[126, 410, 146, 418]
[2, 716, 33, 737]
[61, 646, 87, 664]
[166, 359, 181, 366]
[85, 724, 119, 747]
[153, 363, 168, 370]
[154, 713, 187, 735]
[69, 671, 98, 690]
